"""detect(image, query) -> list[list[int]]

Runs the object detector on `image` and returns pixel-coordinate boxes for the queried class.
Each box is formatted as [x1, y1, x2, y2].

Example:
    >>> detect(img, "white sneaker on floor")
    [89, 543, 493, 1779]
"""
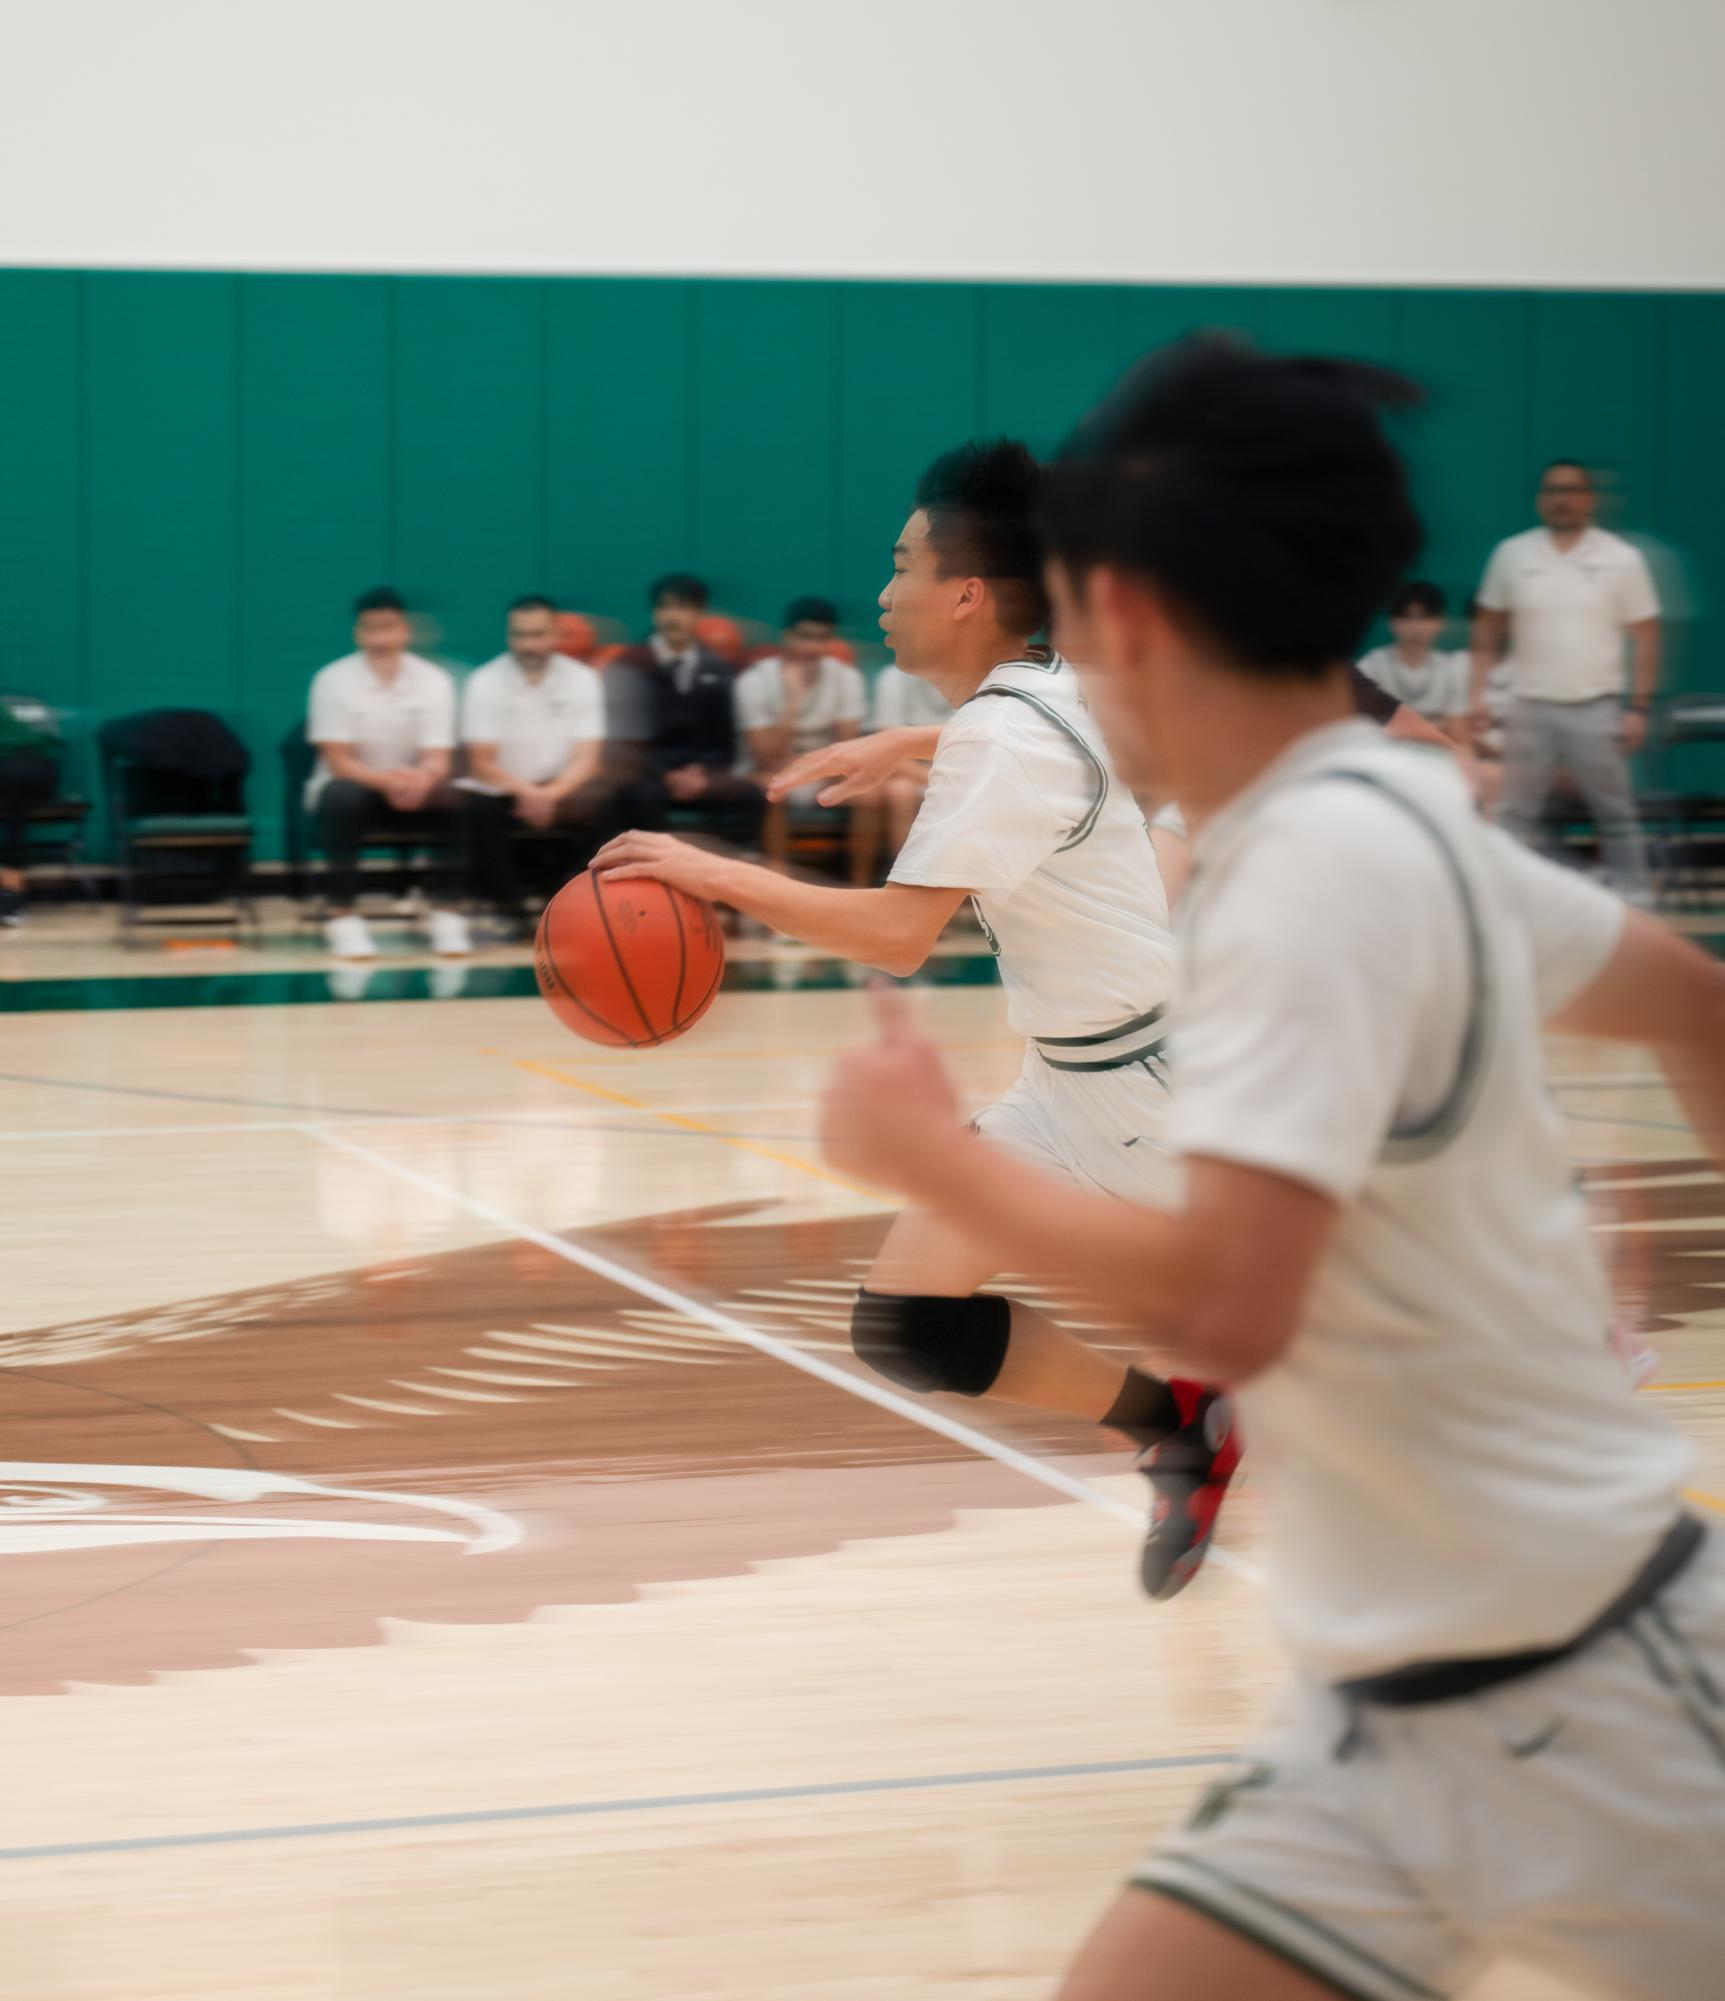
[325, 913, 377, 961]
[427, 908, 472, 958]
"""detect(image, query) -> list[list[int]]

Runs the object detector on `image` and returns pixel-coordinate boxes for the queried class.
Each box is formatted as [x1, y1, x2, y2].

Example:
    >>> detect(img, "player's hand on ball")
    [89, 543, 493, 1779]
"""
[820, 985, 963, 1189]
[593, 831, 730, 900]
[769, 730, 910, 806]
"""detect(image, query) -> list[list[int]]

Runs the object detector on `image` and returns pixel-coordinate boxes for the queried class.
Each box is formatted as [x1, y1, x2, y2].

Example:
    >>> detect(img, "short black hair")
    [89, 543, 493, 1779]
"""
[1042, 334, 1424, 677]
[784, 596, 837, 630]
[1390, 579, 1446, 619]
[353, 586, 407, 618]
[1540, 458, 1594, 488]
[650, 572, 710, 610]
[508, 594, 559, 617]
[914, 438, 1050, 636]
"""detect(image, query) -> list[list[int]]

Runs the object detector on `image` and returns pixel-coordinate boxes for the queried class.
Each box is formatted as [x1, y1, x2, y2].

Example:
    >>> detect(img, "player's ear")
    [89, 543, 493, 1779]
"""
[951, 576, 986, 623]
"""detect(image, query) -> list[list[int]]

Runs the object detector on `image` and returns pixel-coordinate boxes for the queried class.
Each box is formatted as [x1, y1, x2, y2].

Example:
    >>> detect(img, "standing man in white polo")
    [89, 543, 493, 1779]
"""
[460, 594, 616, 933]
[1472, 459, 1661, 901]
[306, 586, 471, 961]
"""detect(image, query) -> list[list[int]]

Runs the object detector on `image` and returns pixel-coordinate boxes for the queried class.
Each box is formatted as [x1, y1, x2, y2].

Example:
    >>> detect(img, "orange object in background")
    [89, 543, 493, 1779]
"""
[555, 611, 598, 661]
[694, 613, 745, 666]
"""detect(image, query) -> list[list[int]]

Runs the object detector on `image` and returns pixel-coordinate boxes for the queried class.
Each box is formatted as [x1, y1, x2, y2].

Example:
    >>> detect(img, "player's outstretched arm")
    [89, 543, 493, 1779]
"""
[592, 832, 968, 976]
[820, 989, 1336, 1382]
[766, 726, 941, 806]
[1550, 909, 1725, 1172]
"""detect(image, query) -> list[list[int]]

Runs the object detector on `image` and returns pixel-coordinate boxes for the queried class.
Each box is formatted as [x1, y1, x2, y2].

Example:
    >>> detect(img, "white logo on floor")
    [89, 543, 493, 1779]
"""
[0, 1464, 524, 1556]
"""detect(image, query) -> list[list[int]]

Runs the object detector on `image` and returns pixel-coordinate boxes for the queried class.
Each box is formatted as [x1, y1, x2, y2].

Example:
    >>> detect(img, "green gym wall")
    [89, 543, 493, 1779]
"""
[1, 271, 1719, 859]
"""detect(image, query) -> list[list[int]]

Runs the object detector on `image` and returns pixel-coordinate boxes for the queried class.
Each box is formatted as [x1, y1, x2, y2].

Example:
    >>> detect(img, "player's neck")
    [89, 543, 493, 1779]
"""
[1166, 667, 1357, 831]
[926, 631, 1038, 706]
[1393, 641, 1434, 667]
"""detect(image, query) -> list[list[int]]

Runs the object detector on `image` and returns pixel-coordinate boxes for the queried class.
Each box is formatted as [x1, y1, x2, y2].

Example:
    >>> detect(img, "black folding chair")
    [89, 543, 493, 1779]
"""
[99, 709, 255, 941]
[1652, 695, 1725, 910]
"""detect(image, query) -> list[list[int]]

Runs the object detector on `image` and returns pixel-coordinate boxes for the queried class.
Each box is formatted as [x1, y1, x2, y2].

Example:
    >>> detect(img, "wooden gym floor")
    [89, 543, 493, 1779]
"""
[2, 912, 1723, 1999]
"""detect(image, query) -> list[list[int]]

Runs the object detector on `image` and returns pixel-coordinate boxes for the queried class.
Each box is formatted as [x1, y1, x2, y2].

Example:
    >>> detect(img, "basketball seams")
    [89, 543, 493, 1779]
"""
[666, 881, 689, 1025]
[589, 870, 658, 1043]
[539, 876, 725, 1049]
[682, 951, 726, 1030]
[534, 916, 636, 1046]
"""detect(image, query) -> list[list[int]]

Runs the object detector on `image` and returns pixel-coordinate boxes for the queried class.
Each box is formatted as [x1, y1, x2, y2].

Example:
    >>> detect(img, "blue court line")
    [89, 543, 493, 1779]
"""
[0, 1753, 1230, 1864]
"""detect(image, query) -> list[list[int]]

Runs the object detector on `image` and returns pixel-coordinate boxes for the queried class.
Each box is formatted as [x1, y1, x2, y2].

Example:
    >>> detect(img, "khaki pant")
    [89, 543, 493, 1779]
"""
[1497, 695, 1650, 901]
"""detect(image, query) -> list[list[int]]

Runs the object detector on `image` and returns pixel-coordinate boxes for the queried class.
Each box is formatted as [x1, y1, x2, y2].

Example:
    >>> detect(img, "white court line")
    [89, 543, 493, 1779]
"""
[0, 1105, 828, 1144]
[0, 1118, 324, 1142]
[301, 1121, 1259, 1582]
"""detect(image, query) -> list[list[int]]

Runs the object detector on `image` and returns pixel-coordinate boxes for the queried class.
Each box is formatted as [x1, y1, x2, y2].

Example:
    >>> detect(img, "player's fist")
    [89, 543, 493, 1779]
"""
[819, 986, 962, 1188]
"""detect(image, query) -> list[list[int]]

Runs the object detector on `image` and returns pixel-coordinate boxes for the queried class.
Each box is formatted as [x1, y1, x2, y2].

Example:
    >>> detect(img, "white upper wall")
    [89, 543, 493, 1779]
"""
[5, 0, 1722, 287]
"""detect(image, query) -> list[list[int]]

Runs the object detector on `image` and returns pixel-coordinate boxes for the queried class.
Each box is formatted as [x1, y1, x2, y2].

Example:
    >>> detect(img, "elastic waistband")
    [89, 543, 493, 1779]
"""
[1338, 1514, 1707, 1709]
[1033, 1004, 1168, 1073]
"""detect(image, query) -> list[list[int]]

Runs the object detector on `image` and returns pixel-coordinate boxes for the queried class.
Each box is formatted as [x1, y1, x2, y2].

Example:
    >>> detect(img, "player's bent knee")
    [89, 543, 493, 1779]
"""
[850, 1289, 1011, 1397]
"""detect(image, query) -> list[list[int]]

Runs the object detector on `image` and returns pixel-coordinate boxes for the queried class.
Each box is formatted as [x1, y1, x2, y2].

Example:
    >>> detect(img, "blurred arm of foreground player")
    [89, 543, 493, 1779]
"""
[1549, 910, 1725, 1168]
[764, 726, 942, 806]
[820, 988, 1337, 1384]
[592, 831, 968, 978]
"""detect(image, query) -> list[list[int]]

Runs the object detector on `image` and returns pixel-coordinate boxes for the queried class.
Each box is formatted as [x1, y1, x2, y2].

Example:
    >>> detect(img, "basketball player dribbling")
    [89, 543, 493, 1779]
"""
[820, 337, 1725, 2000]
[596, 440, 1235, 1599]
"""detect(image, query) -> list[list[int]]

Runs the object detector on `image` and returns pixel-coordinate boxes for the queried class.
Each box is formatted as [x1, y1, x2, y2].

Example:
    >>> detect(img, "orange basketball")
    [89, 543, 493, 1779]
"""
[535, 871, 725, 1048]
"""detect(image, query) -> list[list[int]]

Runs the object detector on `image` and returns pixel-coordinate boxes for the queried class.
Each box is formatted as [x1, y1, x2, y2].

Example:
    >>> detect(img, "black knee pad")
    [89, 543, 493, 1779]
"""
[850, 1288, 1011, 1397]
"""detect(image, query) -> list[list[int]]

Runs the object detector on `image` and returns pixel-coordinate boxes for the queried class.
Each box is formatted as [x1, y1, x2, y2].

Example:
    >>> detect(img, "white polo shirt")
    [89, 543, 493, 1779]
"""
[870, 664, 954, 733]
[890, 652, 1174, 1041]
[734, 655, 867, 763]
[1172, 721, 1689, 1679]
[1355, 645, 1470, 721]
[461, 653, 605, 786]
[305, 652, 456, 804]
[1477, 526, 1659, 704]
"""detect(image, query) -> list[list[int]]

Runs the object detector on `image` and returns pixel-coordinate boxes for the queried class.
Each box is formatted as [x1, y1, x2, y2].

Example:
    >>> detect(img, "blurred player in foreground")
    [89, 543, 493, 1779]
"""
[820, 338, 1725, 2001]
[598, 441, 1234, 1598]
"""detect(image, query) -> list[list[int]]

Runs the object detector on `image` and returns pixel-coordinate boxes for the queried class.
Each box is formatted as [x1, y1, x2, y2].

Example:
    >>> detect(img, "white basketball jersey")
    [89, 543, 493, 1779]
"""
[890, 653, 1174, 1052]
[1170, 723, 1692, 1678]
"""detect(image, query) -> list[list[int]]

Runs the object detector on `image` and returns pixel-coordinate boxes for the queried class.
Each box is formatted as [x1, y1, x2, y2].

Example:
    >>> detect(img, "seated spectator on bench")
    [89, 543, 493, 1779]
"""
[848, 662, 952, 885]
[734, 598, 866, 872]
[1355, 581, 1471, 742]
[306, 587, 470, 962]
[461, 595, 617, 934]
[607, 574, 766, 853]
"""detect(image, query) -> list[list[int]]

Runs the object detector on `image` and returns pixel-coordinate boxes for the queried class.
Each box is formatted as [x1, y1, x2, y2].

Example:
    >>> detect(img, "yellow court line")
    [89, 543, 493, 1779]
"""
[498, 1052, 895, 1206]
[1686, 1489, 1725, 1517]
[1647, 1381, 1725, 1395]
